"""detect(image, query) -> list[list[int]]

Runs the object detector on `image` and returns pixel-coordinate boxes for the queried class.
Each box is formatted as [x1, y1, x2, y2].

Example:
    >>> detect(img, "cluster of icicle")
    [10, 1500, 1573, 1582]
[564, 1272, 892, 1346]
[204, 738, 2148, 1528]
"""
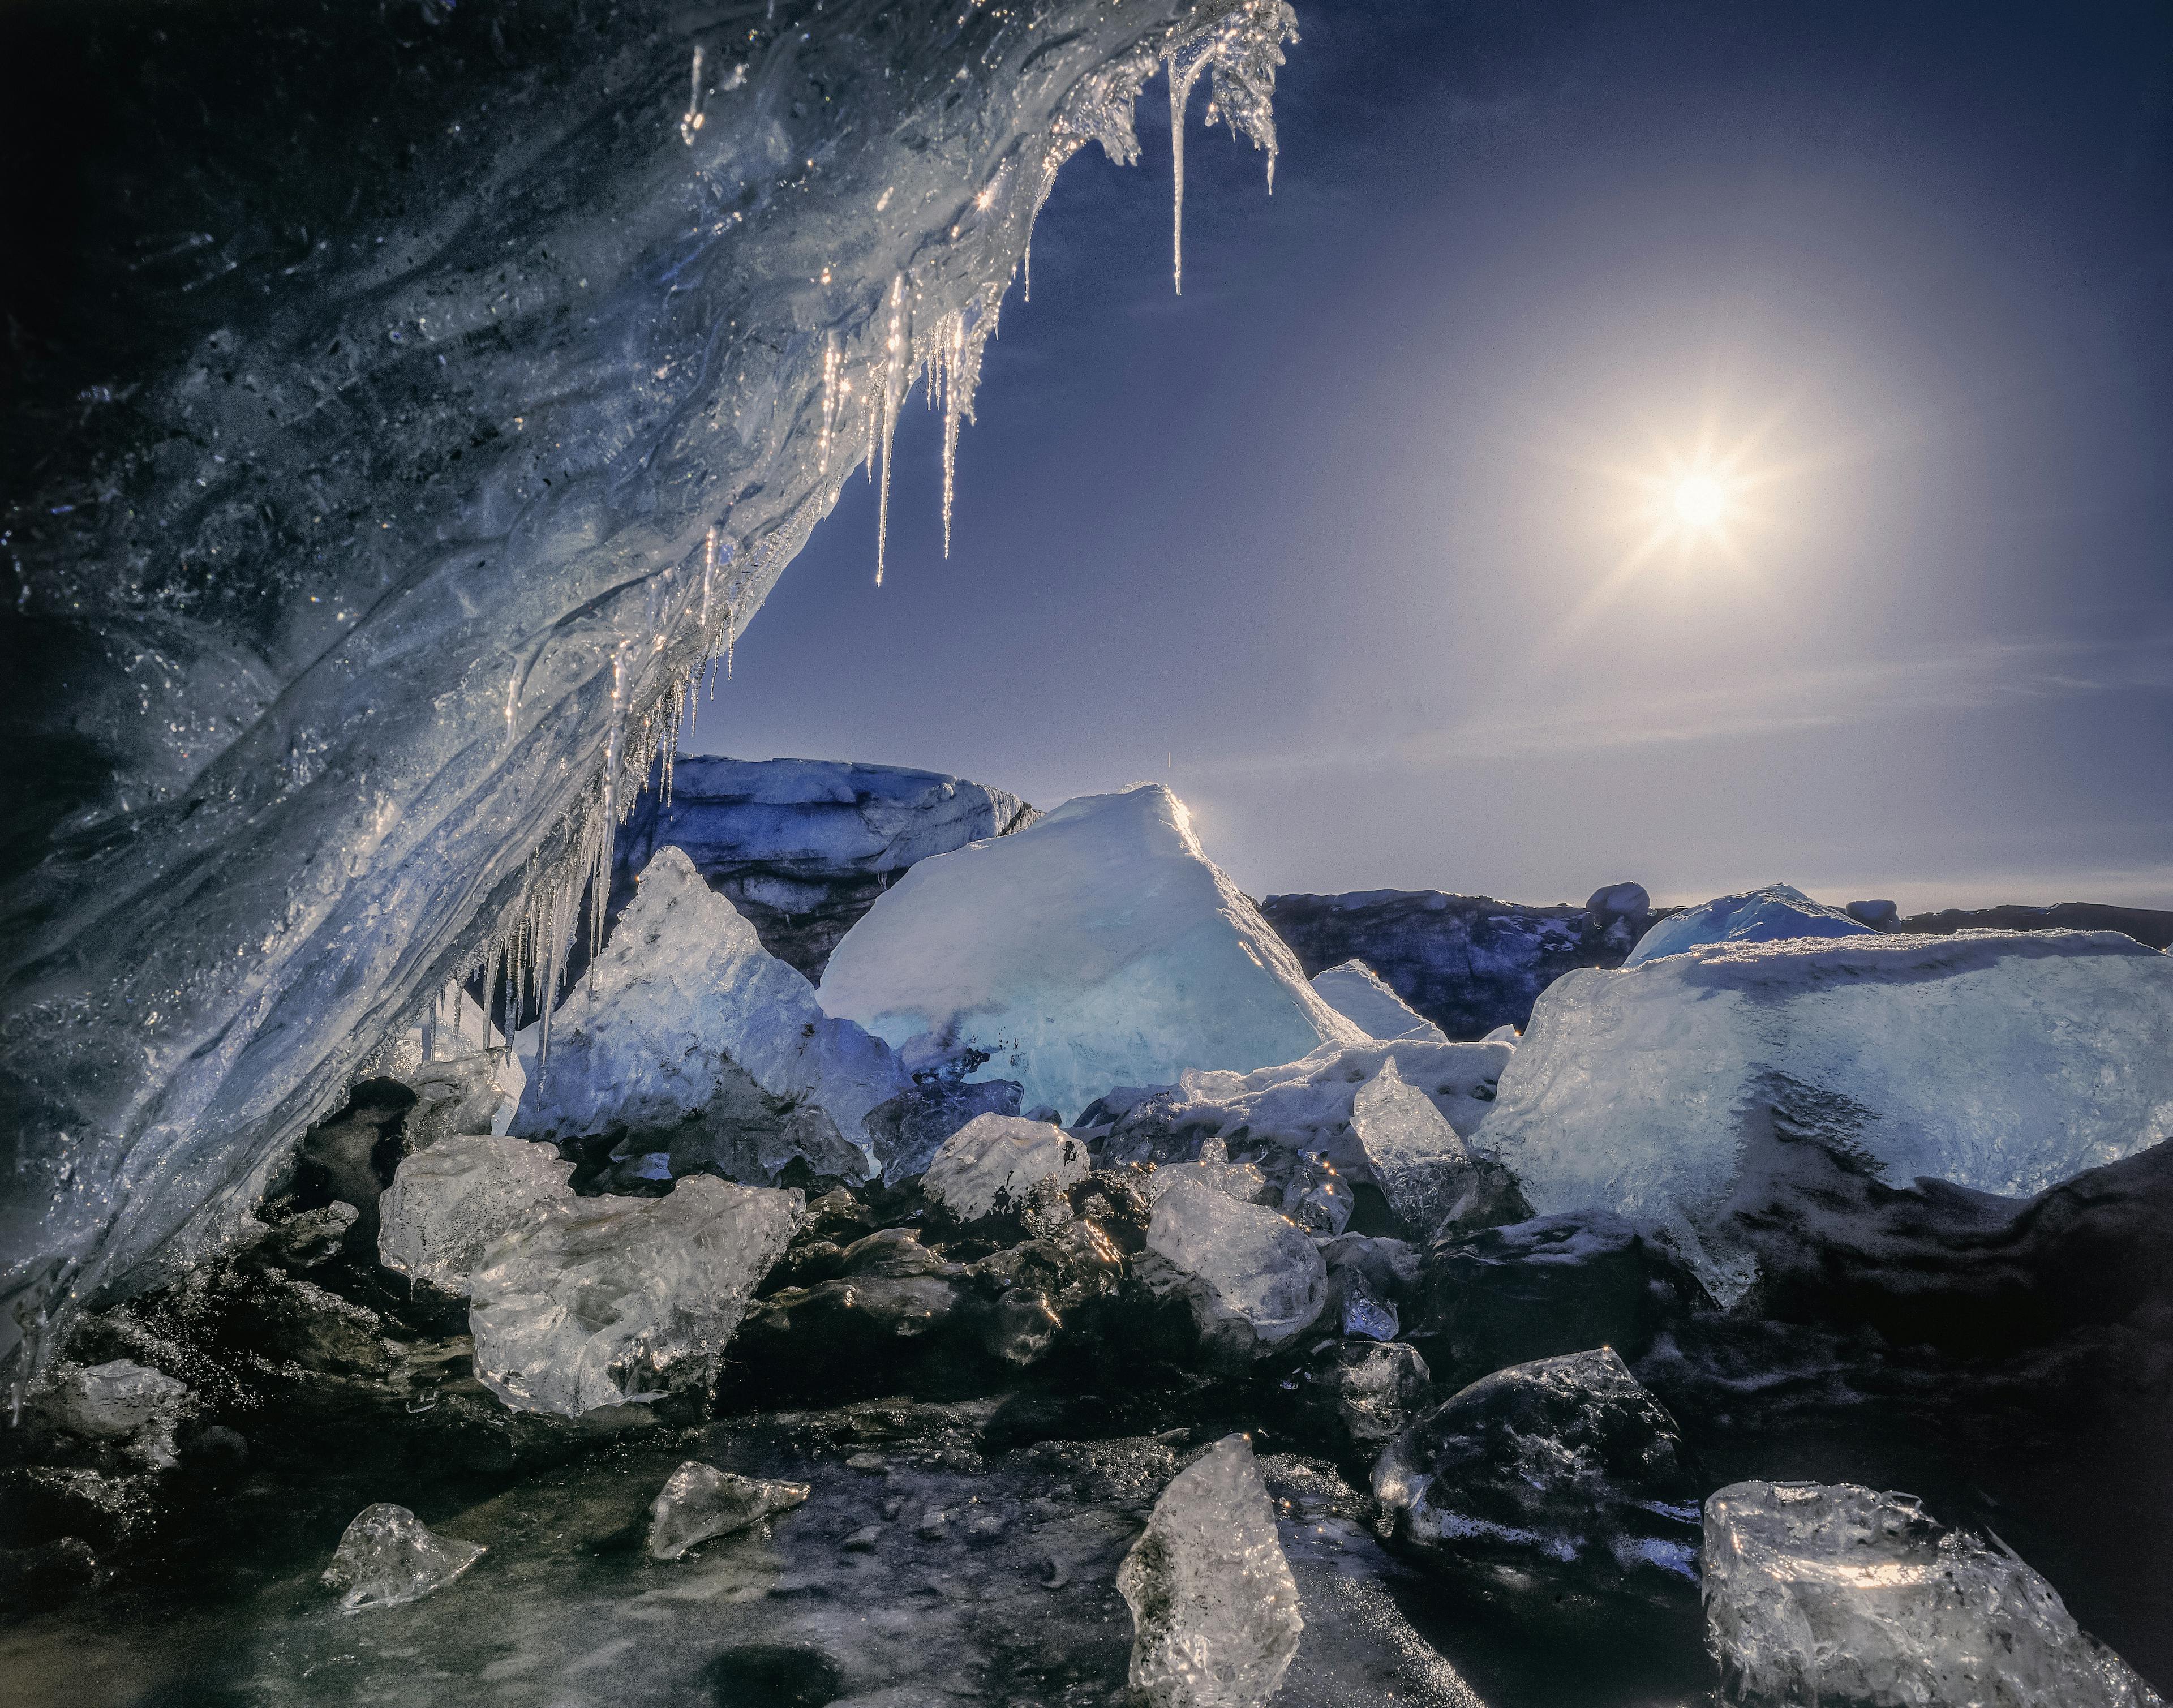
[454, 0, 1296, 1071]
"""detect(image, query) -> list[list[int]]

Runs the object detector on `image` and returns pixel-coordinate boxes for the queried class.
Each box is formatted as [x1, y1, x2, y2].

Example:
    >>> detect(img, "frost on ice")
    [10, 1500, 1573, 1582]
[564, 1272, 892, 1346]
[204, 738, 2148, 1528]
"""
[0, 0, 1300, 1371]
[321, 1503, 486, 1615]
[1625, 881, 1871, 967]
[818, 786, 1362, 1121]
[1703, 1481, 2163, 1708]
[1117, 1434, 1303, 1708]
[467, 1174, 802, 1417]
[921, 1114, 1091, 1222]
[1481, 930, 2173, 1301]
[1309, 960, 1448, 1043]
[376, 1135, 576, 1297]
[513, 847, 908, 1182]
[646, 1462, 811, 1561]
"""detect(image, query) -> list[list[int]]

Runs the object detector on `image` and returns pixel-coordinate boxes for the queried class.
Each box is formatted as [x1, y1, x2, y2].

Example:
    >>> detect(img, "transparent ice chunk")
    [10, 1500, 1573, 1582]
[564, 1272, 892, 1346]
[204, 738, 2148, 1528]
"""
[467, 1174, 802, 1417]
[920, 1115, 1089, 1221]
[1118, 1434, 1304, 1708]
[646, 1462, 810, 1561]
[1140, 1174, 1326, 1357]
[1703, 1480, 2163, 1707]
[322, 1503, 486, 1614]
[377, 1135, 575, 1297]
[1309, 960, 1446, 1043]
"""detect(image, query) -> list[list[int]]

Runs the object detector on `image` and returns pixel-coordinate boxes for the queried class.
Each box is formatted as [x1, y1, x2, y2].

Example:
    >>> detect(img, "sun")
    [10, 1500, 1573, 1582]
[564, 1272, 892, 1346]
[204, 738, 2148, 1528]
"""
[1672, 472, 1729, 529]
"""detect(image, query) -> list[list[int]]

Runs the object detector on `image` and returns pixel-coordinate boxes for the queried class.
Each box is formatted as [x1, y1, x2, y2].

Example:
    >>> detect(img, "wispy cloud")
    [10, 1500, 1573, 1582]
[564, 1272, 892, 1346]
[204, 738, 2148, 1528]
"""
[1398, 632, 2173, 763]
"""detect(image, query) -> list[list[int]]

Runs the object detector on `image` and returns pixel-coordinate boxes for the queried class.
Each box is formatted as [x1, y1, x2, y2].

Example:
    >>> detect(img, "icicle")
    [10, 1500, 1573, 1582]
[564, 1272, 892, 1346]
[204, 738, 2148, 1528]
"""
[699, 526, 716, 630]
[602, 647, 626, 827]
[941, 312, 965, 557]
[1169, 53, 1203, 295]
[505, 668, 518, 737]
[818, 333, 842, 474]
[725, 602, 736, 678]
[875, 273, 905, 585]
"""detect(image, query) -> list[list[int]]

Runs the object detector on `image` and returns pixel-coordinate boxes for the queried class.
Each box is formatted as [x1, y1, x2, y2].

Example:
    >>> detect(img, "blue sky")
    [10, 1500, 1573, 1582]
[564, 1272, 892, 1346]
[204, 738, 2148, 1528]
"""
[693, 0, 2173, 911]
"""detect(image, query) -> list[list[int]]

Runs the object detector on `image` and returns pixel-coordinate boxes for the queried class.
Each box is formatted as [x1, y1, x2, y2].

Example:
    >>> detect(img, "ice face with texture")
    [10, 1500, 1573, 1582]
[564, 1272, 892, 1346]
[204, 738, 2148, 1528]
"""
[1348, 1058, 1499, 1242]
[921, 1115, 1090, 1221]
[1118, 1435, 1303, 1708]
[1482, 930, 2173, 1301]
[1143, 1174, 1326, 1355]
[467, 1174, 802, 1417]
[322, 1503, 486, 1614]
[377, 1135, 574, 1296]
[819, 786, 1362, 1120]
[515, 848, 908, 1180]
[646, 1462, 810, 1561]
[1703, 1481, 2164, 1707]
[1309, 960, 1447, 1043]
[1625, 882, 1870, 966]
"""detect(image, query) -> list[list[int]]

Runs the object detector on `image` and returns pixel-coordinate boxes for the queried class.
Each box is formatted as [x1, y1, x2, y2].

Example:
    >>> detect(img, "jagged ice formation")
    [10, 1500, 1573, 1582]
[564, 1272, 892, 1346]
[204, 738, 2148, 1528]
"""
[0, 0, 1299, 1376]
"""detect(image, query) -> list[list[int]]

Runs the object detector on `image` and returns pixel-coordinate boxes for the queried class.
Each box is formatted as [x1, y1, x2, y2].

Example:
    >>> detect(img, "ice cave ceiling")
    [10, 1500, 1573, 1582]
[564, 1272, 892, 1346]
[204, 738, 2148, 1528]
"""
[0, 0, 1296, 1363]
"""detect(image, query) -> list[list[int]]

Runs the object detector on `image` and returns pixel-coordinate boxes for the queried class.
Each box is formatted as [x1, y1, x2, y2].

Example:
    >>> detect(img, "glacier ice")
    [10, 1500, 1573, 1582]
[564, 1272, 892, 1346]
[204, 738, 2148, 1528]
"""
[646, 1461, 810, 1561]
[818, 785, 1362, 1121]
[1348, 1058, 1525, 1242]
[1140, 1174, 1326, 1358]
[1481, 930, 2173, 1301]
[1624, 882, 1871, 966]
[1703, 1480, 2163, 1707]
[467, 1174, 802, 1417]
[321, 1503, 486, 1615]
[1309, 960, 1448, 1043]
[376, 1135, 576, 1298]
[921, 1114, 1090, 1222]
[1117, 1434, 1303, 1708]
[513, 847, 909, 1183]
[0, 0, 1299, 1372]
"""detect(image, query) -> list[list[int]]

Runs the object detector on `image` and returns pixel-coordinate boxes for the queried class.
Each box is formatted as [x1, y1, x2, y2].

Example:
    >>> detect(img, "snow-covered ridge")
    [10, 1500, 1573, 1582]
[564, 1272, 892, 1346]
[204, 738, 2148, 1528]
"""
[0, 0, 1300, 1367]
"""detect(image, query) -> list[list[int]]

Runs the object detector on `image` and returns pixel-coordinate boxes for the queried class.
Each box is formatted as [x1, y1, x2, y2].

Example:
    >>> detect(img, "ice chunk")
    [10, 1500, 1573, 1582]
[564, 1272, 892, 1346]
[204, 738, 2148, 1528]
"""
[322, 1503, 486, 1614]
[1374, 1349, 1702, 1613]
[42, 1360, 191, 1469]
[1141, 1174, 1326, 1357]
[1483, 930, 2173, 1301]
[467, 1174, 803, 1417]
[819, 786, 1362, 1119]
[377, 1135, 575, 1297]
[1336, 1269, 1399, 1341]
[399, 1046, 526, 1153]
[646, 1462, 810, 1561]
[863, 1076, 1025, 1187]
[1349, 1058, 1526, 1242]
[921, 1114, 1090, 1221]
[514, 848, 909, 1182]
[1308, 960, 1447, 1043]
[1624, 882, 1870, 966]
[1703, 1480, 2163, 1707]
[1096, 1040, 1512, 1177]
[1117, 1434, 1303, 1708]
[1278, 1153, 1354, 1235]
[1304, 1340, 1431, 1444]
[1141, 1161, 1275, 1209]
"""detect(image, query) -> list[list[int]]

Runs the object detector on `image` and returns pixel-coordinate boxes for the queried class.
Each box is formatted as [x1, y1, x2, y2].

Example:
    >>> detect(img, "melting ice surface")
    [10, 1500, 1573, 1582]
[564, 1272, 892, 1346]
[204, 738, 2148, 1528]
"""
[0, 0, 1299, 1368]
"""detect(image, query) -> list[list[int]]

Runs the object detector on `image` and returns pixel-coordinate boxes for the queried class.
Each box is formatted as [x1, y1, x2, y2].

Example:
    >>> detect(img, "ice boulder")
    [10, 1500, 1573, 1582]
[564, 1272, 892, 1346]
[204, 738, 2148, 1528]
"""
[467, 1174, 802, 1417]
[514, 847, 909, 1182]
[1140, 1173, 1327, 1359]
[1117, 1434, 1303, 1708]
[1349, 1058, 1528, 1242]
[377, 1135, 576, 1297]
[921, 1114, 1090, 1221]
[322, 1504, 486, 1615]
[1309, 960, 1447, 1043]
[1483, 931, 2173, 1301]
[1624, 882, 1870, 966]
[646, 1462, 810, 1561]
[818, 785, 1362, 1121]
[41, 1360, 192, 1469]
[1703, 1480, 2162, 1707]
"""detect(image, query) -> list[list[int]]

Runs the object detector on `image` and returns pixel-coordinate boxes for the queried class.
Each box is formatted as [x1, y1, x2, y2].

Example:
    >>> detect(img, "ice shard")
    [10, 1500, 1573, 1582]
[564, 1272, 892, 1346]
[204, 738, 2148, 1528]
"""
[0, 0, 1299, 1372]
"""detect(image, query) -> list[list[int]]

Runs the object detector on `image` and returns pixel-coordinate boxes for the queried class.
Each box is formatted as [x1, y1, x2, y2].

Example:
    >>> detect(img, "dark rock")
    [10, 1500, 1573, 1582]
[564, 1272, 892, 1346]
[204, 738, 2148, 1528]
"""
[1373, 1347, 1703, 1623]
[1846, 898, 1900, 928]
[1586, 882, 1651, 919]
[1411, 1213, 1712, 1388]
[1258, 889, 1669, 1040]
